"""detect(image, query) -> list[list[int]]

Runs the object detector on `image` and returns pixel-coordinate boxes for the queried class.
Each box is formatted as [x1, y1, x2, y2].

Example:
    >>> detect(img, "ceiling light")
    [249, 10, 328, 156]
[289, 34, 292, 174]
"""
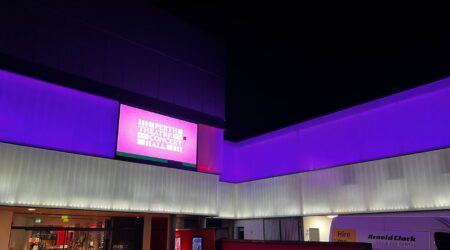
[327, 215, 338, 219]
[27, 208, 36, 211]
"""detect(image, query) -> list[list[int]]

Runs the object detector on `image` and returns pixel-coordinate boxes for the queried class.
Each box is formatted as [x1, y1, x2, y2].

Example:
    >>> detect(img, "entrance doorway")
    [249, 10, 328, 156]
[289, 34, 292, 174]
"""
[12, 228, 107, 250]
[9, 214, 109, 250]
[5, 207, 169, 250]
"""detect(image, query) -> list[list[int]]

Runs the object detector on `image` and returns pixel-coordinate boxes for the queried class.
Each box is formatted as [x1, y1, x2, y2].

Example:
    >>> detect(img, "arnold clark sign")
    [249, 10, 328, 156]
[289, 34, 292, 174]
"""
[333, 229, 429, 250]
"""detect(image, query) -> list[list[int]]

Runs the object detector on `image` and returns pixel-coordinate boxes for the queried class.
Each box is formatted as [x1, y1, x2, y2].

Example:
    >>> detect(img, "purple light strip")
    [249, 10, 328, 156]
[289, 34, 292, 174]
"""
[222, 77, 450, 182]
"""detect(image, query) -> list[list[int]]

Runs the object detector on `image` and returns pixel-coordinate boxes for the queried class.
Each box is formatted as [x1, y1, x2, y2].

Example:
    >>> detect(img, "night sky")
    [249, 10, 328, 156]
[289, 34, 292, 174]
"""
[154, 2, 450, 142]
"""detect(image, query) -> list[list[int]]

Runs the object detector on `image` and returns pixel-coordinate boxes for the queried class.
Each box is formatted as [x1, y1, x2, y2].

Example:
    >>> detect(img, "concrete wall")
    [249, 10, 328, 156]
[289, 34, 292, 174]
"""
[303, 216, 333, 242]
[234, 219, 264, 240]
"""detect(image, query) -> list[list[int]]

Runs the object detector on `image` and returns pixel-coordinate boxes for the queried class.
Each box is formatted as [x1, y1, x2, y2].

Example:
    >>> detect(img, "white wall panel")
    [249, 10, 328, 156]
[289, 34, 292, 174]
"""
[217, 182, 237, 218]
[2, 142, 450, 218]
[234, 174, 303, 218]
[223, 147, 450, 218]
[0, 143, 218, 215]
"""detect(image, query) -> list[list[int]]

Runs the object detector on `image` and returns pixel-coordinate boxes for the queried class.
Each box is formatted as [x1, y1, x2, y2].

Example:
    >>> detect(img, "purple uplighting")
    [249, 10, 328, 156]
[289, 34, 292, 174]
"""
[197, 124, 224, 174]
[0, 69, 119, 158]
[221, 77, 450, 182]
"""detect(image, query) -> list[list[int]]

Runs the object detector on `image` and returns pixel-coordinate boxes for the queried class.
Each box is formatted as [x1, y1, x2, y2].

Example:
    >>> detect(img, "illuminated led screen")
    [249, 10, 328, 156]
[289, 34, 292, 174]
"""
[116, 104, 198, 167]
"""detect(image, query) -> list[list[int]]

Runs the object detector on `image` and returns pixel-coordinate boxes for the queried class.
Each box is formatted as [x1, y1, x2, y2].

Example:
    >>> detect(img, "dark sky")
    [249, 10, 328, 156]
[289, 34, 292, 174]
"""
[153, 2, 450, 142]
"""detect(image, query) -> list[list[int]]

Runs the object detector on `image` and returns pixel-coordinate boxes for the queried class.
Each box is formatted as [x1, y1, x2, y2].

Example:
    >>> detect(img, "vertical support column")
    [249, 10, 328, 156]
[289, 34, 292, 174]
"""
[278, 218, 282, 240]
[0, 210, 13, 250]
[262, 219, 265, 241]
[198, 216, 207, 229]
[299, 216, 304, 241]
[167, 215, 176, 250]
[142, 216, 152, 250]
[231, 220, 235, 241]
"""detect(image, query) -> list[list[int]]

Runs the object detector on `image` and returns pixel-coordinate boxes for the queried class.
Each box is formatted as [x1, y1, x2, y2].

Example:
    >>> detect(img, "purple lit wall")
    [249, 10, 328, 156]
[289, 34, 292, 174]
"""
[0, 69, 118, 158]
[221, 77, 450, 182]
[197, 124, 224, 174]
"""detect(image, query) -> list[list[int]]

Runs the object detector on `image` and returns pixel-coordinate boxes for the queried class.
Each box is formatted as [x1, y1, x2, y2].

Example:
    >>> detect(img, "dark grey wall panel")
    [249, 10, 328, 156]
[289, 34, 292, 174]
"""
[0, 0, 224, 120]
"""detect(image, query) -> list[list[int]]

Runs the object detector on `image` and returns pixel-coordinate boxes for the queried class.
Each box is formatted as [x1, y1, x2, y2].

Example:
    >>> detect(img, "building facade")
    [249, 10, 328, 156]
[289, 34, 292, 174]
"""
[1, 1, 450, 249]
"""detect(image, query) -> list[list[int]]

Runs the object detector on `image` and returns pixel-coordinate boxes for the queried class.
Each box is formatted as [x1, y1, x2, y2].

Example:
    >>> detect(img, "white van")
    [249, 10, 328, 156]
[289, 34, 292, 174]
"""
[329, 215, 450, 250]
